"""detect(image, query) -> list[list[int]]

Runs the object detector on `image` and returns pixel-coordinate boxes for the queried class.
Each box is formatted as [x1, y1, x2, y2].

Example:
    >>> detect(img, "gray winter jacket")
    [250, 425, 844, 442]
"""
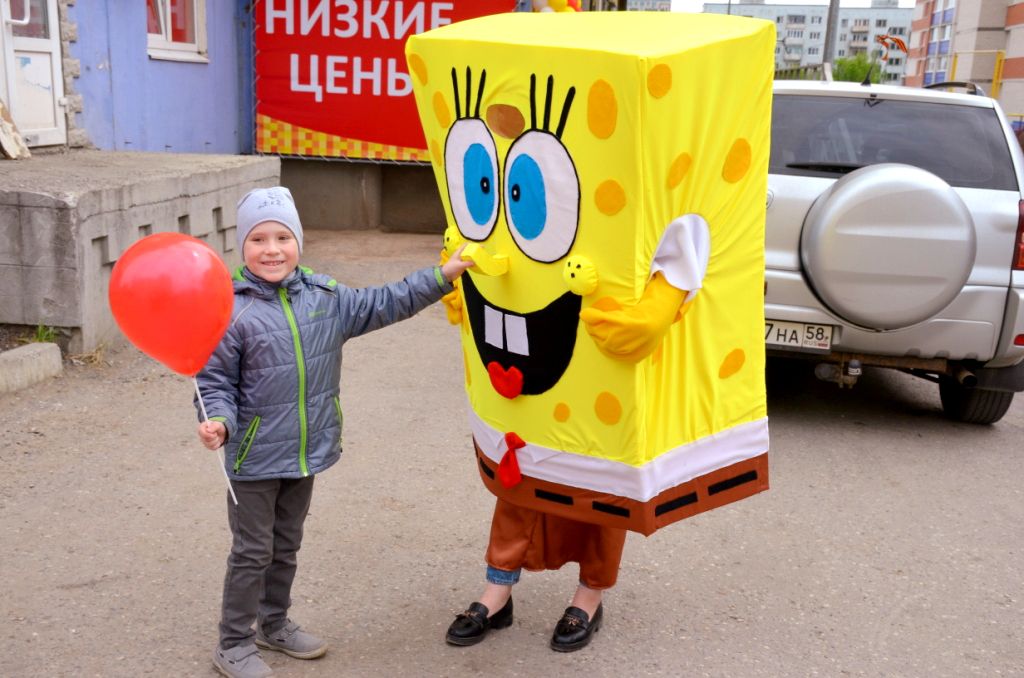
[195, 264, 452, 481]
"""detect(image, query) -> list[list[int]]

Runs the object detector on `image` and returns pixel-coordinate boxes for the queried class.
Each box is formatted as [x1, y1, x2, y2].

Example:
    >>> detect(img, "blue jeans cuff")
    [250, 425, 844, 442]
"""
[486, 565, 521, 586]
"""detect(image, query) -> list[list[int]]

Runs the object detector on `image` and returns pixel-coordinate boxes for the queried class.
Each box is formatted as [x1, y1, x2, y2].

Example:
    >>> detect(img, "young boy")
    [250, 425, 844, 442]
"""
[196, 186, 470, 678]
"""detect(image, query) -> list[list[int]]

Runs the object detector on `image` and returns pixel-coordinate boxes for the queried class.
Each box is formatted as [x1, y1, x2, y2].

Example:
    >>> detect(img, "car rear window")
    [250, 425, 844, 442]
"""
[770, 94, 1019, 191]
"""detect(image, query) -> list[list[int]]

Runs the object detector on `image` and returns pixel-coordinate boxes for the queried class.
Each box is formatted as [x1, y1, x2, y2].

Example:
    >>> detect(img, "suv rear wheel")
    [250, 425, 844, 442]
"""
[938, 376, 1015, 424]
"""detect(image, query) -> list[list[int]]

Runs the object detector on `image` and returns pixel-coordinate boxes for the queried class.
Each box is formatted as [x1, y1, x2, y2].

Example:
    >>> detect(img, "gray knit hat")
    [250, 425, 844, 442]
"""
[236, 186, 303, 253]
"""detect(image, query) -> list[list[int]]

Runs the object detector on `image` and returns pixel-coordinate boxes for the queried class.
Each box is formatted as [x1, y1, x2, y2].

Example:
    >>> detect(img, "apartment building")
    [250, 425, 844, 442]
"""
[906, 0, 1024, 119]
[704, 0, 912, 82]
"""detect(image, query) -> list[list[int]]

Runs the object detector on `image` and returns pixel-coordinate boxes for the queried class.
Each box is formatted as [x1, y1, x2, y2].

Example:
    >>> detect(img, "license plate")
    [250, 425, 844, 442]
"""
[765, 320, 833, 352]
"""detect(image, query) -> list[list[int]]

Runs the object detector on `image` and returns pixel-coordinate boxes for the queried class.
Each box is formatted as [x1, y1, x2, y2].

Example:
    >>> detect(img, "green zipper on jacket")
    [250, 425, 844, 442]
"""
[333, 396, 344, 444]
[278, 288, 309, 476]
[234, 416, 262, 473]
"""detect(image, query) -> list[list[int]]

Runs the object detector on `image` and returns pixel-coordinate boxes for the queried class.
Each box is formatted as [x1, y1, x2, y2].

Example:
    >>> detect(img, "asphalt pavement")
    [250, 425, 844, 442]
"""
[1, 231, 1021, 677]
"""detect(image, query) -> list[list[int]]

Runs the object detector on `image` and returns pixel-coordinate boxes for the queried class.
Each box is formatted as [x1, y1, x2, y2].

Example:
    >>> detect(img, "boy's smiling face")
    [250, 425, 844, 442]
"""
[243, 221, 300, 283]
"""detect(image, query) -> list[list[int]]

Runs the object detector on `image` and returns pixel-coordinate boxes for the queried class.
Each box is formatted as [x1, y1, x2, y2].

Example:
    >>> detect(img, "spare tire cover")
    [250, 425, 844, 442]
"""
[800, 163, 976, 331]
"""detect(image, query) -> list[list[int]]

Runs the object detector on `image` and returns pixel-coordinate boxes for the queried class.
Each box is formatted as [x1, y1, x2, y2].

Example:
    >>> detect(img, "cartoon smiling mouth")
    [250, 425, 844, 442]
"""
[461, 273, 582, 399]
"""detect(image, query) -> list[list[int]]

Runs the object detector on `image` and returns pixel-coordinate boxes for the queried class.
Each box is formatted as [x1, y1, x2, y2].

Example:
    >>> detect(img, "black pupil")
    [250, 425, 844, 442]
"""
[480, 177, 490, 194]
[511, 184, 520, 202]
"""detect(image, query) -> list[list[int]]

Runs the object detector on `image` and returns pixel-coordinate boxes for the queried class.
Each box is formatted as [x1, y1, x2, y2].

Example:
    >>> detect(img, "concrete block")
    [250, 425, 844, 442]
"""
[185, 168, 229, 197]
[20, 265, 81, 326]
[0, 343, 63, 394]
[75, 186, 131, 222]
[380, 165, 445, 234]
[67, 129, 91, 149]
[21, 206, 76, 267]
[0, 263, 26, 323]
[233, 158, 282, 185]
[0, 205, 22, 265]
[64, 94, 83, 113]
[62, 56, 80, 78]
[60, 22, 78, 43]
[1, 152, 284, 353]
[281, 159, 381, 230]
[11, 191, 73, 210]
[129, 176, 189, 210]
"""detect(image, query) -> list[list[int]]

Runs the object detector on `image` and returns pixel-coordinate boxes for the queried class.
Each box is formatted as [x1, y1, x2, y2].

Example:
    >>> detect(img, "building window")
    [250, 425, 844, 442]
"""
[855, 19, 869, 27]
[808, 47, 819, 55]
[889, 57, 902, 66]
[777, 16, 783, 23]
[787, 30, 804, 38]
[841, 18, 848, 27]
[810, 32, 821, 40]
[890, 26, 906, 36]
[147, 0, 207, 63]
[811, 16, 822, 24]
[839, 33, 847, 42]
[787, 14, 806, 23]
[876, 19, 887, 28]
[838, 49, 845, 56]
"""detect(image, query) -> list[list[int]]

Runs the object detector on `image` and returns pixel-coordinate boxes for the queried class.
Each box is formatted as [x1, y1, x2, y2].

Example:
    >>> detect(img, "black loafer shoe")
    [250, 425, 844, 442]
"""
[445, 597, 514, 646]
[550, 604, 602, 652]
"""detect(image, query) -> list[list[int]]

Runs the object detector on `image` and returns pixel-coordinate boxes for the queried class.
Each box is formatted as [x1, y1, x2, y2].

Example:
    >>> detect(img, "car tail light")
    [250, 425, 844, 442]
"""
[1016, 334, 1024, 346]
[1015, 200, 1024, 270]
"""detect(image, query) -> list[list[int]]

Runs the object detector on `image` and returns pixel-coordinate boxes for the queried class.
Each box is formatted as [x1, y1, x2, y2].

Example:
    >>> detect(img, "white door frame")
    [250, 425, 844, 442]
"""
[0, 0, 66, 146]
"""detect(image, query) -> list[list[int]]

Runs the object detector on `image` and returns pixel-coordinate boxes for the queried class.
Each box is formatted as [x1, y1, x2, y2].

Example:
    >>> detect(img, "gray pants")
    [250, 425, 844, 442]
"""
[219, 476, 315, 649]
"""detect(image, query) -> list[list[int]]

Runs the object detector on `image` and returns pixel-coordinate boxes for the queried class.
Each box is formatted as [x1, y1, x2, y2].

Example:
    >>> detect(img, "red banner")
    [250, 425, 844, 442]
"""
[254, 0, 515, 160]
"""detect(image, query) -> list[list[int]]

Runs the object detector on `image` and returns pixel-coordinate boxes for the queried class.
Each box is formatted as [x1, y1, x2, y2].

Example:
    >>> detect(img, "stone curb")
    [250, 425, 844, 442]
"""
[0, 343, 63, 394]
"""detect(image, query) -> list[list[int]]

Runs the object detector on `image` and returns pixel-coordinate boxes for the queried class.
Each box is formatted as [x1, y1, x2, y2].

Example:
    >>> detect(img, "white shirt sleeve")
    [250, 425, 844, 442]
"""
[649, 213, 711, 303]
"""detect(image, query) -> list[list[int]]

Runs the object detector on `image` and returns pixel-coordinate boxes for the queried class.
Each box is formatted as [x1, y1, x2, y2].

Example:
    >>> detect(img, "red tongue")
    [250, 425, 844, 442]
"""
[487, 362, 524, 399]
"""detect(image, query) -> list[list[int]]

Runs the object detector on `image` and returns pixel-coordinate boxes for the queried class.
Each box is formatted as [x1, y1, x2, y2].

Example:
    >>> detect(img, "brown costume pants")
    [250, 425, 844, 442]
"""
[485, 498, 627, 590]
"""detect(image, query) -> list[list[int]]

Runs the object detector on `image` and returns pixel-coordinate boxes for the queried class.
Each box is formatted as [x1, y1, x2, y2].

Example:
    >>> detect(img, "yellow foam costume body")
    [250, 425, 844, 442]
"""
[408, 12, 774, 535]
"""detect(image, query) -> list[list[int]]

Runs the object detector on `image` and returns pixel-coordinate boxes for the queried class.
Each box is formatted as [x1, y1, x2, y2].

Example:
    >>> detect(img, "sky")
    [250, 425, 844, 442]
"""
[671, 0, 917, 12]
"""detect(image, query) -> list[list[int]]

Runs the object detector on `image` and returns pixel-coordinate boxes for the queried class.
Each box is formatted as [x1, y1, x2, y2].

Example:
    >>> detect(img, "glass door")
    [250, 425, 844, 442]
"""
[0, 0, 66, 146]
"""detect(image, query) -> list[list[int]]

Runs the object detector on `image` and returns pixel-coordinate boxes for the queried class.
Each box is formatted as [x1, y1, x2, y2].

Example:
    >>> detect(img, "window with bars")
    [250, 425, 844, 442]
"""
[147, 0, 208, 62]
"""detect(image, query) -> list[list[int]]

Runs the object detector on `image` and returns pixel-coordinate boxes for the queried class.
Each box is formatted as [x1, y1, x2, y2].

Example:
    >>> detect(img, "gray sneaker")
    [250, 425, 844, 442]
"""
[255, 620, 327, 660]
[212, 644, 273, 678]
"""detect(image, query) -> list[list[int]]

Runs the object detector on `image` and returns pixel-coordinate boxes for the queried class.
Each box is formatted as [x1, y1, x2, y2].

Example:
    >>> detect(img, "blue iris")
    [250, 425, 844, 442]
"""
[507, 154, 546, 241]
[463, 143, 495, 226]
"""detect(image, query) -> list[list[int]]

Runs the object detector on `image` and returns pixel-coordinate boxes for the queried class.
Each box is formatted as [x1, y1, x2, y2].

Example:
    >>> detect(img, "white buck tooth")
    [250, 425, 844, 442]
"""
[484, 305, 504, 349]
[505, 314, 529, 356]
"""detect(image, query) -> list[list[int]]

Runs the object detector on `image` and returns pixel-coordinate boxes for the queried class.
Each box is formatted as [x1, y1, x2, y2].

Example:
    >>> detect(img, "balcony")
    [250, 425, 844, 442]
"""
[785, 36, 804, 46]
[849, 39, 869, 48]
[784, 51, 802, 61]
[851, 25, 869, 33]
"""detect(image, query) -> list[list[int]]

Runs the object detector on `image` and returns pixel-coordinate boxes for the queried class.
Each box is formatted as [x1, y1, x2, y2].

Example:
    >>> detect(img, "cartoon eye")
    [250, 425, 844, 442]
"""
[444, 119, 499, 242]
[503, 131, 580, 263]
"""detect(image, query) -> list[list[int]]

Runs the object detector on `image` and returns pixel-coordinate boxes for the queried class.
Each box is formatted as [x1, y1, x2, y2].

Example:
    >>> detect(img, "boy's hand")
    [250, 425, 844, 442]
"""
[441, 244, 473, 282]
[198, 421, 227, 450]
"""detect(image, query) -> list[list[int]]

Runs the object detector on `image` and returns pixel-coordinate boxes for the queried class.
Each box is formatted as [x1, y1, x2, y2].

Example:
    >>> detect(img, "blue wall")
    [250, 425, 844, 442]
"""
[68, 1, 253, 154]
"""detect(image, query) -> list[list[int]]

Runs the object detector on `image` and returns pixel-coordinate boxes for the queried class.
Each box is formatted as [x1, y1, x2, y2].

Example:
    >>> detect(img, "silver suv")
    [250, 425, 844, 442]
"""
[766, 80, 1024, 424]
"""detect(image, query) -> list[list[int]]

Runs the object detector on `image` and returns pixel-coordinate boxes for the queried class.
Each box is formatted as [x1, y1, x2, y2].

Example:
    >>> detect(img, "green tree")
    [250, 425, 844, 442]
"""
[832, 52, 882, 84]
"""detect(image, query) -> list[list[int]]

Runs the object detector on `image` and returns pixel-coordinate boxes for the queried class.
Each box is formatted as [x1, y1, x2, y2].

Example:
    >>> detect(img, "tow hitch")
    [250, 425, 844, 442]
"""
[814, 359, 863, 388]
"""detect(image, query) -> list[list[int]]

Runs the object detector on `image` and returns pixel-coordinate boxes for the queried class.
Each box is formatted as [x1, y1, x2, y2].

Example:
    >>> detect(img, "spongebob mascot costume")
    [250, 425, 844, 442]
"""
[408, 11, 774, 651]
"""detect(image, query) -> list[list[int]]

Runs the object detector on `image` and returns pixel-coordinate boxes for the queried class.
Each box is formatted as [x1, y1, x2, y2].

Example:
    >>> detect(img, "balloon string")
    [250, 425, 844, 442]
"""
[193, 377, 239, 505]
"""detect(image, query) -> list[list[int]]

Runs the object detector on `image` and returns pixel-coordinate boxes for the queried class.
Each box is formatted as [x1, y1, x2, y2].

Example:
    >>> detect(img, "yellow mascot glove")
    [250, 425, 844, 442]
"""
[441, 287, 463, 325]
[578, 272, 688, 363]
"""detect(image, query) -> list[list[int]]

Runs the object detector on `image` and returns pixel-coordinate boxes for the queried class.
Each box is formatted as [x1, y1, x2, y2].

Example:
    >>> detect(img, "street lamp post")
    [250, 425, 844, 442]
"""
[822, 0, 840, 67]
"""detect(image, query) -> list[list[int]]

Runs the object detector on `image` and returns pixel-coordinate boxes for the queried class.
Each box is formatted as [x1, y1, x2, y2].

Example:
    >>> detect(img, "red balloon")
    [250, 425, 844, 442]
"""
[109, 233, 233, 376]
